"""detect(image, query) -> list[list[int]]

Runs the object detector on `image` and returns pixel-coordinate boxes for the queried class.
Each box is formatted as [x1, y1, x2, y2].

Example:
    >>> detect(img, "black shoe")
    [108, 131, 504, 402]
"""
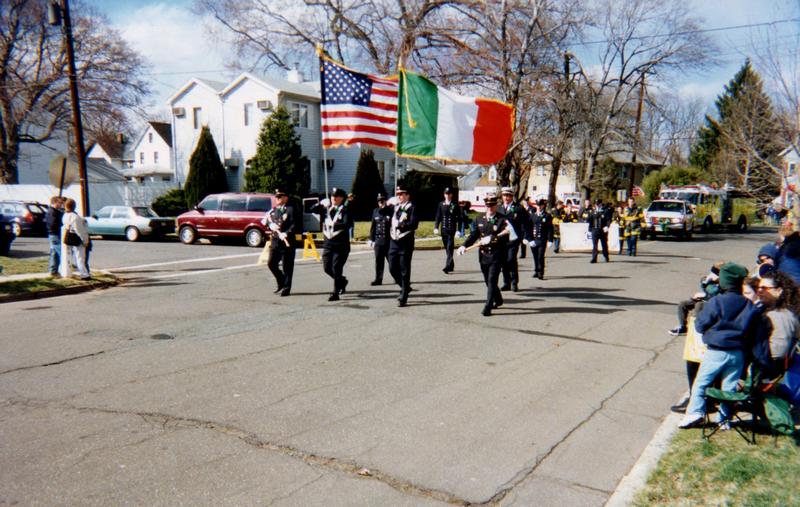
[668, 326, 687, 336]
[328, 293, 340, 302]
[443, 268, 451, 274]
[494, 296, 504, 308]
[398, 299, 407, 307]
[590, 259, 597, 264]
[273, 285, 284, 294]
[370, 280, 382, 286]
[280, 288, 291, 297]
[500, 284, 511, 291]
[537, 273, 544, 280]
[482, 306, 492, 316]
[338, 278, 348, 294]
[670, 398, 689, 414]
[512, 284, 519, 292]
[605, 257, 610, 262]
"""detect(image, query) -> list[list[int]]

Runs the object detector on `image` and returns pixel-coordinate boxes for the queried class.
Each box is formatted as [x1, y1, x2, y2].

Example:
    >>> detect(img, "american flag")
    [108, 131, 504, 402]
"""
[320, 58, 398, 150]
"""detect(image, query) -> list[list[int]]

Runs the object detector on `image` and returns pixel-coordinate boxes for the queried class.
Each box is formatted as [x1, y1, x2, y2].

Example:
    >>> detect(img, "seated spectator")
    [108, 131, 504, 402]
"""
[751, 271, 800, 380]
[679, 262, 761, 429]
[668, 263, 721, 336]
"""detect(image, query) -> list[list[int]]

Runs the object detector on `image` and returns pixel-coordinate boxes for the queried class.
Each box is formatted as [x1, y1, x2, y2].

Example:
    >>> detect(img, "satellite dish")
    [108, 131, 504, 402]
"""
[49, 155, 79, 190]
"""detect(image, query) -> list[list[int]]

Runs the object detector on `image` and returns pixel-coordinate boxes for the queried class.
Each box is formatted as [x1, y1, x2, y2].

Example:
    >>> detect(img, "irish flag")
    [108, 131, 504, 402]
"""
[397, 69, 515, 164]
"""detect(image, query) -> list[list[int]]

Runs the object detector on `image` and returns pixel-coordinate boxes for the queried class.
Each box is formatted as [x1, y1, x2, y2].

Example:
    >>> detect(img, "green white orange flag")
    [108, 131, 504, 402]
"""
[397, 69, 515, 164]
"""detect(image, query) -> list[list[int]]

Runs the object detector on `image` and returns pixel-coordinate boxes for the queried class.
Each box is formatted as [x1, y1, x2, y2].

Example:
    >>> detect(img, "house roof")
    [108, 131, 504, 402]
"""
[167, 77, 229, 105]
[67, 157, 125, 182]
[405, 158, 464, 177]
[149, 121, 172, 148]
[221, 72, 320, 102]
[89, 137, 125, 160]
[535, 142, 664, 167]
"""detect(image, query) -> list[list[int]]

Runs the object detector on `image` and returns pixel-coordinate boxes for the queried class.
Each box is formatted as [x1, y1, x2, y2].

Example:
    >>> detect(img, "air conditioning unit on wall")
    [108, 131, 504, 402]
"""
[172, 107, 186, 117]
[257, 100, 273, 111]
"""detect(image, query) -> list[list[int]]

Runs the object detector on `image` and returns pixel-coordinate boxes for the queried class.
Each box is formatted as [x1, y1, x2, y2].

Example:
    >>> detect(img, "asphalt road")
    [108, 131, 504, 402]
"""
[0, 229, 776, 506]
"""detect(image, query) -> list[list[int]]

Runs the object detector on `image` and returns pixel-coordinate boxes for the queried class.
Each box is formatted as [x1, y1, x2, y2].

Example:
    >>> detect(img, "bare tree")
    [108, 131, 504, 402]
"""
[568, 0, 716, 198]
[0, 0, 149, 183]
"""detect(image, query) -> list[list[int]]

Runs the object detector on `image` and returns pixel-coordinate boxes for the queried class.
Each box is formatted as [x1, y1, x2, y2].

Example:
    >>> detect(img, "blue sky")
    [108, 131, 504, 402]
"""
[87, 0, 799, 115]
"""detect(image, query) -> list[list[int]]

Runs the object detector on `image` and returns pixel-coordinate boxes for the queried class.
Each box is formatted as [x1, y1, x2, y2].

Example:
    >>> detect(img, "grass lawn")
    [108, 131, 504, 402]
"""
[0, 256, 49, 275]
[0, 273, 118, 296]
[635, 427, 800, 506]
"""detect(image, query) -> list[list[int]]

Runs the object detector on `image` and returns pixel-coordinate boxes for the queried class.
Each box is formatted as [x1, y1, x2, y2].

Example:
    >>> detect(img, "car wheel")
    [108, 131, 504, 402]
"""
[179, 225, 197, 245]
[125, 226, 140, 242]
[245, 228, 264, 248]
[702, 216, 713, 233]
[11, 222, 21, 237]
[685, 226, 692, 240]
[737, 215, 748, 233]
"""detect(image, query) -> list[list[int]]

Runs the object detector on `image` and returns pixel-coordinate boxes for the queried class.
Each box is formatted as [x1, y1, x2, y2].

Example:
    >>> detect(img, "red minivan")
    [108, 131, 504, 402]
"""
[177, 193, 276, 247]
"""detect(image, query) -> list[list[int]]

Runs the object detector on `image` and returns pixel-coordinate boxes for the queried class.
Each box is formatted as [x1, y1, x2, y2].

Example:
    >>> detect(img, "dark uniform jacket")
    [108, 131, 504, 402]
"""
[313, 201, 353, 247]
[527, 210, 554, 242]
[498, 201, 527, 240]
[434, 201, 462, 234]
[370, 207, 391, 246]
[267, 203, 296, 247]
[464, 214, 511, 264]
[587, 207, 610, 232]
[383, 201, 418, 245]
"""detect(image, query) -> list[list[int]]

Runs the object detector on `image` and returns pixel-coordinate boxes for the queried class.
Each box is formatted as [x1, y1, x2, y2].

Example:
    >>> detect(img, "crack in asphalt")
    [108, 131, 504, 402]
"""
[0, 351, 106, 376]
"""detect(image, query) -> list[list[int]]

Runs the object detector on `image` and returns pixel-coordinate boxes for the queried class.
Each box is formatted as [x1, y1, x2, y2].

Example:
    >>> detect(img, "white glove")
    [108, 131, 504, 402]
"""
[387, 196, 400, 206]
[320, 198, 331, 208]
[367, 240, 374, 247]
[522, 239, 530, 246]
[278, 232, 287, 241]
[455, 231, 463, 239]
[324, 218, 334, 227]
[433, 228, 439, 235]
[480, 236, 492, 245]
[269, 223, 280, 232]
[260, 217, 268, 226]
[603, 226, 609, 233]
[457, 246, 466, 256]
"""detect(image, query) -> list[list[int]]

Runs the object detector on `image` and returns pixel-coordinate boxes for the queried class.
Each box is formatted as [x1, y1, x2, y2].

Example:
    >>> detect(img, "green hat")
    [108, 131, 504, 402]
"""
[718, 262, 748, 290]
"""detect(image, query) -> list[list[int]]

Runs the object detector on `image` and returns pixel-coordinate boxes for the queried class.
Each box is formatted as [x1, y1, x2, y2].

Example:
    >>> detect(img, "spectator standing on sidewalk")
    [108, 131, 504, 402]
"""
[45, 196, 64, 277]
[59, 198, 90, 280]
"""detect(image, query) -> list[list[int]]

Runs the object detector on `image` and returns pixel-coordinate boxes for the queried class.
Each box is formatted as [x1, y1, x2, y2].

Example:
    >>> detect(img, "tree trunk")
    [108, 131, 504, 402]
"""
[0, 135, 20, 184]
[548, 154, 562, 208]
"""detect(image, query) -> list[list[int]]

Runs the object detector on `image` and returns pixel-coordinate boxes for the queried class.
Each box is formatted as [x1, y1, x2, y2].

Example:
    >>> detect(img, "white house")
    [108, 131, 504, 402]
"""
[86, 134, 132, 171]
[167, 70, 403, 196]
[125, 121, 173, 183]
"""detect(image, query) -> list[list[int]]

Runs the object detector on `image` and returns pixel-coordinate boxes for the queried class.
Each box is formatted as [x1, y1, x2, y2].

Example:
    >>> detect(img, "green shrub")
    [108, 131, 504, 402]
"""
[151, 188, 188, 217]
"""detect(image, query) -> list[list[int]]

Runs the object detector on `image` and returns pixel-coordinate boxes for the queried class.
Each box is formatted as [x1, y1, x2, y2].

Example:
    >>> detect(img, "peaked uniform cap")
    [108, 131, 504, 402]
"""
[331, 187, 347, 198]
[500, 186, 513, 195]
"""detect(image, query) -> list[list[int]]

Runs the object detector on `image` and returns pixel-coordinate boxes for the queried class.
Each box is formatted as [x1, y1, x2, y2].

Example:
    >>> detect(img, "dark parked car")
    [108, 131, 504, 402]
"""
[0, 201, 47, 237]
[176, 193, 276, 247]
[0, 213, 15, 256]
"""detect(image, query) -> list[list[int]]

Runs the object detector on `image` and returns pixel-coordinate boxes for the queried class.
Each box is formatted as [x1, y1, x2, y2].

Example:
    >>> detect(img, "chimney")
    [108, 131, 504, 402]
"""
[287, 62, 303, 84]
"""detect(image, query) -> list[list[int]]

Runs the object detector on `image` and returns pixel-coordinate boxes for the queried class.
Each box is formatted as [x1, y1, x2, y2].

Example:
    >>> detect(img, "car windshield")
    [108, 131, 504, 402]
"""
[132, 207, 157, 217]
[648, 201, 684, 213]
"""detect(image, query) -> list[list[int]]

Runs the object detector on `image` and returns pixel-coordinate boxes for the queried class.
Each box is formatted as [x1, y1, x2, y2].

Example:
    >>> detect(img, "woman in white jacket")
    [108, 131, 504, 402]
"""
[60, 198, 90, 279]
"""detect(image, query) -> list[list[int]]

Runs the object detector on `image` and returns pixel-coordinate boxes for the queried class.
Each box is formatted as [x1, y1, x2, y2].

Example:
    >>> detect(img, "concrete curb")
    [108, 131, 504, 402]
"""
[605, 408, 684, 506]
[0, 277, 121, 304]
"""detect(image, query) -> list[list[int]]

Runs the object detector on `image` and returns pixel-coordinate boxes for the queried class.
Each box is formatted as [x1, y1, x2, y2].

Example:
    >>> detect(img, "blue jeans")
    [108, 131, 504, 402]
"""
[48, 234, 60, 274]
[685, 347, 745, 421]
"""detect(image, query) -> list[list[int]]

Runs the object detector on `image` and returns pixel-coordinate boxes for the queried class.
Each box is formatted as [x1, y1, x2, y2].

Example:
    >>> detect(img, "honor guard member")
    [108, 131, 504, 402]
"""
[434, 187, 463, 274]
[498, 186, 527, 291]
[313, 187, 354, 301]
[386, 185, 418, 307]
[623, 197, 644, 256]
[458, 193, 516, 316]
[551, 200, 566, 253]
[525, 198, 554, 280]
[262, 188, 296, 296]
[368, 193, 391, 285]
[588, 199, 611, 263]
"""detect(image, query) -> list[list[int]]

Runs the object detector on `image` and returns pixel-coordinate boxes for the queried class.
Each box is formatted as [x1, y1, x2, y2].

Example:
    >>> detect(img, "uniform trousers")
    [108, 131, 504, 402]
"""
[441, 232, 456, 271]
[480, 259, 503, 310]
[591, 230, 609, 262]
[389, 239, 414, 300]
[530, 239, 547, 276]
[322, 242, 350, 293]
[626, 235, 638, 256]
[268, 241, 295, 289]
[502, 239, 520, 286]
[373, 241, 390, 282]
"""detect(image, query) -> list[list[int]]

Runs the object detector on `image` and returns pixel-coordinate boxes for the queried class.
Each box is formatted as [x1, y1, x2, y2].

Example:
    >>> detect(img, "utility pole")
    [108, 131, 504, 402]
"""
[49, 0, 90, 216]
[628, 73, 646, 199]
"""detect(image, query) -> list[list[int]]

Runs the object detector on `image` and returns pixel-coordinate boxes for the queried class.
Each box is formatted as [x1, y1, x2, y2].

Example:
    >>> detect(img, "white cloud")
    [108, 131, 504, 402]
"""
[114, 3, 233, 112]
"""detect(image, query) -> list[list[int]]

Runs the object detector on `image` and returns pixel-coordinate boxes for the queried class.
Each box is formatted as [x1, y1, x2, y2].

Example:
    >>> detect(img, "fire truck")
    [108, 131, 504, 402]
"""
[657, 184, 755, 232]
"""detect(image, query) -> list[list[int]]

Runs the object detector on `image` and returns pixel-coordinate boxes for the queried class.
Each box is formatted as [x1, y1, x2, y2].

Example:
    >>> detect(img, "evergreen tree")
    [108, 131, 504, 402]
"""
[350, 150, 387, 220]
[689, 60, 782, 197]
[184, 126, 227, 208]
[244, 106, 309, 197]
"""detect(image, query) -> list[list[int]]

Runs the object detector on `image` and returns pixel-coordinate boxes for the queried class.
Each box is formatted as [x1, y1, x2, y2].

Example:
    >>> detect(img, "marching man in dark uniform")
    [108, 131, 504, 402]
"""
[498, 186, 527, 292]
[386, 185, 418, 307]
[262, 188, 296, 296]
[434, 187, 463, 274]
[458, 193, 516, 316]
[524, 198, 553, 280]
[368, 193, 391, 285]
[313, 187, 354, 301]
[588, 199, 611, 263]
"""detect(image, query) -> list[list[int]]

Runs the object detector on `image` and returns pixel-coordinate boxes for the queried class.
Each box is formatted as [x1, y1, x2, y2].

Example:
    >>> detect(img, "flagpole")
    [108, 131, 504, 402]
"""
[317, 44, 330, 200]
[323, 148, 330, 200]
